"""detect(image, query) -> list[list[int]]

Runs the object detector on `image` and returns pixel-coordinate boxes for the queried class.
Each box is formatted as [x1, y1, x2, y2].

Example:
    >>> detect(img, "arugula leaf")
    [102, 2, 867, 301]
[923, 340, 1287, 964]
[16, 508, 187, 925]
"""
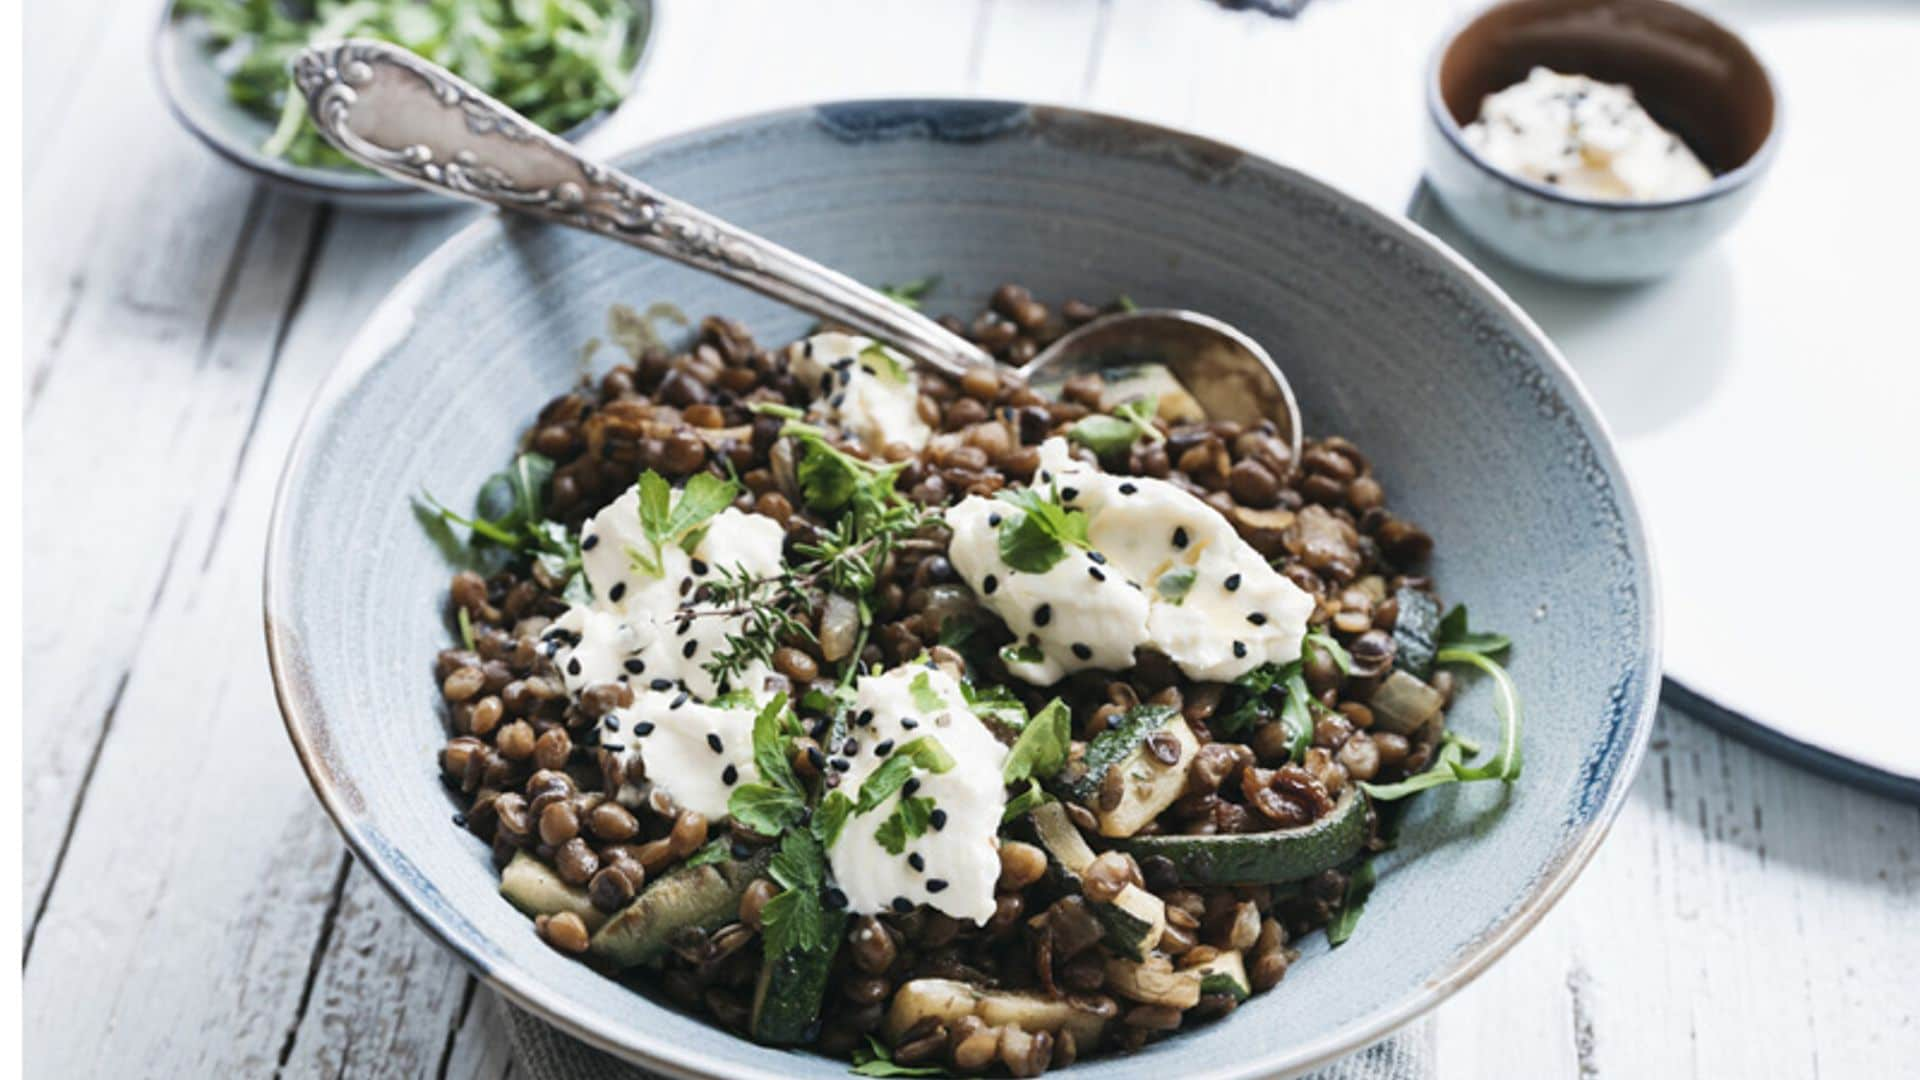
[1001, 778, 1051, 823]
[1156, 567, 1198, 604]
[1436, 605, 1513, 656]
[993, 485, 1092, 573]
[512, 453, 554, 529]
[1305, 629, 1352, 674]
[1358, 735, 1472, 801]
[908, 671, 945, 714]
[875, 795, 935, 854]
[811, 790, 855, 849]
[1002, 698, 1071, 786]
[1326, 857, 1377, 946]
[680, 837, 733, 869]
[1359, 642, 1522, 799]
[854, 736, 956, 815]
[852, 1034, 945, 1077]
[1279, 666, 1314, 761]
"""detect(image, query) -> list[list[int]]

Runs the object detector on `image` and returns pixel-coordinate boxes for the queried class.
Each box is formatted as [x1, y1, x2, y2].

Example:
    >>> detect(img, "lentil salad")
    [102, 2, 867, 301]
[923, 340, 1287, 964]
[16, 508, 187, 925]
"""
[427, 284, 1521, 1076]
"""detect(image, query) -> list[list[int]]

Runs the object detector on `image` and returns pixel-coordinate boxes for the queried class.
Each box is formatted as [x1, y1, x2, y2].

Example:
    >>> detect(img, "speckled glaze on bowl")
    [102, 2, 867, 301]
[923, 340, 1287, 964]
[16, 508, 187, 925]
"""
[1424, 0, 1780, 284]
[154, 0, 653, 211]
[266, 101, 1660, 1079]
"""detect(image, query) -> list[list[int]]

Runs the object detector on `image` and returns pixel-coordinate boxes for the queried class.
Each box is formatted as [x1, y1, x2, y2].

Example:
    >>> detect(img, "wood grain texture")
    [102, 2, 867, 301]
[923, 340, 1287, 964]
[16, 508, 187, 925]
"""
[22, 1, 1920, 1077]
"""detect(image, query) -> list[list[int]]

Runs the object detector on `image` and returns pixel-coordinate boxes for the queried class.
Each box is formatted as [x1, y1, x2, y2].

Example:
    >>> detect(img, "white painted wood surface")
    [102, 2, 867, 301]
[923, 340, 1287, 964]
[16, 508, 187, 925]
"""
[21, 1, 1919, 1077]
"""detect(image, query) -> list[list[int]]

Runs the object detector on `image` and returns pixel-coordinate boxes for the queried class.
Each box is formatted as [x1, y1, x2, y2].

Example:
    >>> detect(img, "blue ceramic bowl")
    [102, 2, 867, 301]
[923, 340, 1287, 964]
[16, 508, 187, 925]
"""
[266, 101, 1660, 1078]
[1424, 0, 1779, 284]
[154, 0, 653, 211]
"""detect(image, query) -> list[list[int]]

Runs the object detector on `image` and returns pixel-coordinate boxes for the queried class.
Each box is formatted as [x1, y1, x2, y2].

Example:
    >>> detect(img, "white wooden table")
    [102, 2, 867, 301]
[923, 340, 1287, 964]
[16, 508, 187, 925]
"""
[23, 1, 1920, 1076]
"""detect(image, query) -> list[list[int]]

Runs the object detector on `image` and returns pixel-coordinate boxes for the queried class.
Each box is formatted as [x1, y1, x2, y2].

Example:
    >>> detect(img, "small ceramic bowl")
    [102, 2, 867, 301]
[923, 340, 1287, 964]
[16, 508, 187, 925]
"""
[153, 0, 652, 211]
[1424, 0, 1779, 283]
[267, 101, 1661, 1078]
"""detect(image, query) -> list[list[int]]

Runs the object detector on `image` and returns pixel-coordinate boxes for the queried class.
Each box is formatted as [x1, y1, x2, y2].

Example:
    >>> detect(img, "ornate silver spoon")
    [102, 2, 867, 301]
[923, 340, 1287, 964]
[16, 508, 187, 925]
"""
[292, 40, 1300, 460]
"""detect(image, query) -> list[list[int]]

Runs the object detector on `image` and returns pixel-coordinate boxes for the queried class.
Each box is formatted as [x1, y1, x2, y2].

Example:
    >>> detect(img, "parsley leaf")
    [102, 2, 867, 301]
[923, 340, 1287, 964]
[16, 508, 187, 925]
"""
[811, 790, 855, 849]
[852, 1034, 945, 1077]
[729, 783, 806, 836]
[665, 472, 738, 551]
[993, 485, 1091, 573]
[1003, 698, 1071, 787]
[761, 830, 840, 956]
[1000, 643, 1045, 667]
[875, 795, 935, 854]
[730, 693, 808, 835]
[961, 679, 1028, 732]
[1001, 778, 1051, 823]
[1156, 567, 1198, 604]
[854, 736, 956, 815]
[632, 469, 737, 576]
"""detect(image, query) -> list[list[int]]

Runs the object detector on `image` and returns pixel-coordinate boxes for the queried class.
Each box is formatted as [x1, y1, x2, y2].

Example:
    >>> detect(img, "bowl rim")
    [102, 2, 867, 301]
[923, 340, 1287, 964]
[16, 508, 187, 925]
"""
[152, 0, 657, 202]
[1425, 0, 1783, 213]
[264, 96, 1663, 1079]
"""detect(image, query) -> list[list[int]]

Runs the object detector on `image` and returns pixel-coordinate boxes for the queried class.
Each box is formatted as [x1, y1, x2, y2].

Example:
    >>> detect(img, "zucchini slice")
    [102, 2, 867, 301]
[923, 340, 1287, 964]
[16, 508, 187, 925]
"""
[1192, 950, 1251, 1001]
[499, 851, 607, 932]
[1061, 706, 1198, 838]
[1029, 802, 1166, 959]
[1391, 587, 1441, 678]
[883, 979, 1108, 1050]
[1112, 787, 1370, 886]
[588, 848, 771, 968]
[1104, 956, 1202, 1008]
[749, 917, 845, 1045]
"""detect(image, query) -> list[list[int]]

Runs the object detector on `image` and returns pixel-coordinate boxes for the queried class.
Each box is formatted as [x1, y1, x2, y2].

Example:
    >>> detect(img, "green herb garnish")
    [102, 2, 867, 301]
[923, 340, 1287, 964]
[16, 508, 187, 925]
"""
[993, 484, 1091, 573]
[811, 790, 855, 849]
[854, 736, 956, 815]
[1326, 857, 1377, 946]
[418, 451, 582, 586]
[176, 0, 641, 169]
[759, 830, 842, 956]
[629, 469, 736, 578]
[859, 341, 911, 384]
[908, 671, 945, 714]
[1155, 566, 1198, 604]
[852, 1034, 945, 1077]
[874, 795, 936, 855]
[1067, 394, 1163, 458]
[728, 694, 812, 835]
[1362, 607, 1521, 798]
[875, 277, 939, 311]
[679, 837, 733, 870]
[1002, 699, 1071, 788]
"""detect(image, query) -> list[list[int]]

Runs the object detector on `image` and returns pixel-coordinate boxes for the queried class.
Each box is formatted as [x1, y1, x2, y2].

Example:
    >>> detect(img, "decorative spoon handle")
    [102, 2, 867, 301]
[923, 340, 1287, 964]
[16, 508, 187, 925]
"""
[292, 39, 995, 379]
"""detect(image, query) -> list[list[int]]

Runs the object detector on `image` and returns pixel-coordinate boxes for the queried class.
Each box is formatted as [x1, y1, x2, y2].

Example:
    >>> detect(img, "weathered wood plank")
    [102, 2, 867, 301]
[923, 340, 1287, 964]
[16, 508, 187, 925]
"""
[1434, 705, 1920, 1078]
[970, 0, 1109, 103]
[439, 984, 518, 1080]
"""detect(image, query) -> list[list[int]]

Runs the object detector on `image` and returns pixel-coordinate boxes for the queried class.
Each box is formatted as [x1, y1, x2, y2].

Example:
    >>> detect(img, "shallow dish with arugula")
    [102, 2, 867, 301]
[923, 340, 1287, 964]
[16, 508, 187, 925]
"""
[427, 285, 1521, 1076]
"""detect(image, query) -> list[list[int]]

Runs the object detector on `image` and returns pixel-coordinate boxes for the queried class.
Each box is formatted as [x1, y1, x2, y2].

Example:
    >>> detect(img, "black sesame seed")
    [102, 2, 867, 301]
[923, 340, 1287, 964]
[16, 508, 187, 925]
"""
[1033, 604, 1053, 627]
[706, 732, 723, 752]
[601, 743, 623, 752]
[875, 739, 895, 757]
[807, 746, 827, 769]
[682, 640, 698, 659]
[831, 757, 851, 772]
[824, 888, 848, 910]
[605, 717, 621, 731]
[1233, 640, 1248, 658]
[721, 764, 739, 785]
[452, 812, 467, 827]
[678, 577, 693, 596]
[1173, 526, 1189, 549]
[691, 558, 710, 576]
[1038, 470, 1051, 484]
[1071, 643, 1093, 661]
[1062, 486, 1079, 502]
[988, 512, 1003, 527]
[1225, 573, 1242, 592]
[1090, 566, 1106, 582]
[1119, 482, 1137, 495]
[831, 393, 846, 409]
[609, 582, 627, 603]
[650, 678, 674, 691]
[927, 879, 949, 893]
[676, 619, 693, 637]
[582, 533, 599, 551]
[904, 778, 921, 796]
[634, 721, 655, 736]
[857, 709, 874, 727]
[567, 657, 582, 676]
[929, 809, 948, 830]
[901, 717, 919, 730]
[983, 574, 999, 595]
[843, 738, 860, 755]
[672, 691, 690, 709]
[1248, 613, 1267, 625]
[624, 658, 646, 674]
[891, 897, 914, 913]
[1088, 551, 1106, 564]
[908, 852, 925, 871]
[803, 341, 815, 358]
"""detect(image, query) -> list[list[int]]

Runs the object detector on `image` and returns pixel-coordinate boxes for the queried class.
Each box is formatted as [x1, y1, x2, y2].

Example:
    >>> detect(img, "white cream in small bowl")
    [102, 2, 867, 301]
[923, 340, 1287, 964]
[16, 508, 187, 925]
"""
[1463, 67, 1713, 202]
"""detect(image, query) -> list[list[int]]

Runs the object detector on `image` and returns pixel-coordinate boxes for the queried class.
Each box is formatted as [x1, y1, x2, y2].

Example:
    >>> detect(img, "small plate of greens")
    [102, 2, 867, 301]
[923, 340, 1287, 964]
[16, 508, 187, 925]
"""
[155, 0, 651, 208]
